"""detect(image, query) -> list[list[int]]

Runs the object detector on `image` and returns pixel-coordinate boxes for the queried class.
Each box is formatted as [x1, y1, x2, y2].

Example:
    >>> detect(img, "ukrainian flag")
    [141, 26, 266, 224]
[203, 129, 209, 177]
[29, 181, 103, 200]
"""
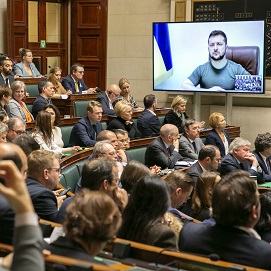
[153, 23, 173, 87]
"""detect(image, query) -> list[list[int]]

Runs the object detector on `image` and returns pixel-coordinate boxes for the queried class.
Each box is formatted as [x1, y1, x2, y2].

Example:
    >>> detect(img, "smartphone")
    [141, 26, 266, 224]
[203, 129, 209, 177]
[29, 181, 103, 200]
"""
[59, 187, 71, 196]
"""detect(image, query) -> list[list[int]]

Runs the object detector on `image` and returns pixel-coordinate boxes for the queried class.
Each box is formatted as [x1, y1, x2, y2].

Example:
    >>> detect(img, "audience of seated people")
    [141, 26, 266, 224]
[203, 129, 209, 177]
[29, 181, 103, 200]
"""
[69, 100, 103, 147]
[6, 117, 26, 142]
[61, 63, 97, 94]
[32, 79, 54, 119]
[220, 137, 264, 183]
[186, 145, 221, 183]
[118, 78, 143, 111]
[43, 189, 121, 264]
[164, 95, 204, 134]
[31, 111, 80, 157]
[253, 132, 271, 182]
[0, 84, 11, 118]
[205, 112, 230, 157]
[179, 170, 271, 270]
[14, 48, 42, 78]
[0, 58, 16, 87]
[118, 175, 178, 250]
[96, 84, 121, 115]
[107, 101, 142, 139]
[137, 94, 161, 137]
[181, 172, 221, 221]
[9, 81, 34, 122]
[48, 66, 72, 98]
[57, 158, 128, 223]
[179, 119, 204, 160]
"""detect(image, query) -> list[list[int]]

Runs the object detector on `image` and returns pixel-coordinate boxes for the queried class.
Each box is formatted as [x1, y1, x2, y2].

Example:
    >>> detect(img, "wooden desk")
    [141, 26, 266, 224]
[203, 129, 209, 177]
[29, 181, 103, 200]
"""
[16, 78, 43, 84]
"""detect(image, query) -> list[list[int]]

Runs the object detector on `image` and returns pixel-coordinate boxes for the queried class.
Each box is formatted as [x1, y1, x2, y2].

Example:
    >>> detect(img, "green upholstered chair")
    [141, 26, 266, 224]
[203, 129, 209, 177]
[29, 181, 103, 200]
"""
[61, 166, 80, 193]
[60, 125, 73, 147]
[158, 115, 165, 125]
[26, 84, 39, 97]
[73, 101, 89, 117]
[126, 147, 147, 164]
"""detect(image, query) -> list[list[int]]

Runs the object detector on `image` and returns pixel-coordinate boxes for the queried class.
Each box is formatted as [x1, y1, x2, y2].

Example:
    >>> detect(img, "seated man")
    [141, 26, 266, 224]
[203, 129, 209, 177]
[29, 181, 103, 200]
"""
[61, 63, 97, 94]
[69, 101, 103, 147]
[220, 137, 264, 183]
[6, 117, 26, 142]
[253, 132, 271, 182]
[165, 171, 194, 222]
[186, 145, 221, 183]
[137, 94, 161, 137]
[145, 124, 184, 169]
[0, 58, 15, 87]
[96, 84, 121, 115]
[179, 119, 204, 160]
[179, 170, 271, 270]
[57, 158, 128, 223]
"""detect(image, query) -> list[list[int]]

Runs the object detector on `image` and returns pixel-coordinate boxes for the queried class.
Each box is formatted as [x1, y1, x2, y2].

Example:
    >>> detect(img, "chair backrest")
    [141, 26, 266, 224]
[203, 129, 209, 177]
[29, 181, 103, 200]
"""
[74, 100, 89, 117]
[61, 165, 80, 193]
[226, 46, 260, 75]
[60, 125, 73, 147]
[126, 147, 147, 164]
[26, 104, 33, 113]
[25, 84, 39, 97]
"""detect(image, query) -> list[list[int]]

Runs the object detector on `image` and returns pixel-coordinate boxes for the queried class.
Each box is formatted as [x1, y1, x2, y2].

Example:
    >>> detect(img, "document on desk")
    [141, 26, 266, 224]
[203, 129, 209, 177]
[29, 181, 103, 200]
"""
[258, 182, 271, 188]
[175, 160, 197, 166]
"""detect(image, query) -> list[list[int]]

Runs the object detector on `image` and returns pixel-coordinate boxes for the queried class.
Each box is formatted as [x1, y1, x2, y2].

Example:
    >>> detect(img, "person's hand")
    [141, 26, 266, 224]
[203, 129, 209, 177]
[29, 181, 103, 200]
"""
[87, 88, 97, 94]
[198, 121, 205, 128]
[113, 188, 128, 210]
[53, 188, 64, 197]
[66, 90, 72, 96]
[245, 153, 258, 167]
[117, 149, 127, 163]
[125, 120, 133, 126]
[209, 86, 226, 92]
[0, 252, 13, 269]
[173, 138, 179, 149]
[14, 74, 20, 79]
[56, 195, 66, 208]
[150, 165, 161, 175]
[0, 160, 33, 214]
[70, 146, 81, 153]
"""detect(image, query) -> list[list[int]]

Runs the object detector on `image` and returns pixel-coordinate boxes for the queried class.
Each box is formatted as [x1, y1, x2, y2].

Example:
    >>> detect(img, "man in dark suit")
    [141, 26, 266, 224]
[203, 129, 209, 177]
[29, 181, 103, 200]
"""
[69, 100, 103, 147]
[179, 170, 271, 270]
[145, 124, 183, 169]
[220, 137, 264, 183]
[186, 145, 221, 183]
[62, 63, 97, 94]
[179, 119, 204, 160]
[137, 94, 161, 137]
[96, 84, 121, 115]
[26, 150, 65, 222]
[253, 132, 271, 182]
[0, 58, 15, 87]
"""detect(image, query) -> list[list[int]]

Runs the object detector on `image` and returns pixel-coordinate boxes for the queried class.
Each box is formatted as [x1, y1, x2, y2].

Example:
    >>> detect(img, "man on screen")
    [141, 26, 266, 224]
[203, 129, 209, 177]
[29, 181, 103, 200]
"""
[181, 30, 250, 91]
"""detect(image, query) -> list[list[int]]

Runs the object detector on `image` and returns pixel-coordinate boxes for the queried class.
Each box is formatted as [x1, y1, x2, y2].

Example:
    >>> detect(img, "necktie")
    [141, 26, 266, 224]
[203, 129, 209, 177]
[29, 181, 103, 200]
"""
[167, 147, 171, 157]
[92, 124, 97, 139]
[75, 81, 79, 92]
[266, 158, 271, 174]
[5, 78, 9, 87]
[192, 141, 197, 153]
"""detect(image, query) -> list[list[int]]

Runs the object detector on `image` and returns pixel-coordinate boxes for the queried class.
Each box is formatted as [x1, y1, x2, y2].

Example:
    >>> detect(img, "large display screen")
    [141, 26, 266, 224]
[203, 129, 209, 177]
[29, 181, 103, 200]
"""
[153, 20, 265, 94]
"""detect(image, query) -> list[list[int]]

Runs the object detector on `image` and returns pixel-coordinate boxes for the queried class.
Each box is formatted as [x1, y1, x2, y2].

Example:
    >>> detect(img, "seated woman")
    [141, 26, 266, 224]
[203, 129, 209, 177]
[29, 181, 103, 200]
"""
[14, 48, 42, 78]
[107, 101, 142, 139]
[205, 112, 230, 157]
[48, 67, 72, 99]
[118, 175, 178, 250]
[44, 104, 64, 148]
[31, 111, 79, 157]
[164, 95, 204, 134]
[0, 84, 11, 119]
[181, 172, 221, 221]
[44, 189, 121, 263]
[9, 81, 34, 123]
[255, 191, 271, 243]
[0, 122, 8, 143]
[118, 78, 143, 111]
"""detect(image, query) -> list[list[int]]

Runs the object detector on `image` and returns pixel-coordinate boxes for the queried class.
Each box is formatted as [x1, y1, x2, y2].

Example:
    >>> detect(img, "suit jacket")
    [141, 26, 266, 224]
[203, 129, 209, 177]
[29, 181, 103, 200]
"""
[137, 109, 161, 137]
[32, 95, 52, 119]
[69, 116, 103, 147]
[96, 91, 116, 115]
[164, 110, 189, 134]
[145, 137, 182, 169]
[253, 150, 271, 182]
[61, 75, 88, 94]
[8, 99, 34, 122]
[205, 129, 231, 157]
[107, 117, 142, 139]
[179, 222, 271, 270]
[220, 153, 264, 183]
[185, 161, 203, 183]
[0, 73, 15, 87]
[0, 104, 11, 118]
[26, 177, 58, 222]
[13, 62, 42, 77]
[179, 136, 204, 160]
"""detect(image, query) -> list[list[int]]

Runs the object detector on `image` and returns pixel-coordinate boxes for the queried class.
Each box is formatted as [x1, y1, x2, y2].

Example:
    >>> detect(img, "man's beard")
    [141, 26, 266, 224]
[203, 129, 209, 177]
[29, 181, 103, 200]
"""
[210, 51, 226, 61]
[4, 70, 12, 76]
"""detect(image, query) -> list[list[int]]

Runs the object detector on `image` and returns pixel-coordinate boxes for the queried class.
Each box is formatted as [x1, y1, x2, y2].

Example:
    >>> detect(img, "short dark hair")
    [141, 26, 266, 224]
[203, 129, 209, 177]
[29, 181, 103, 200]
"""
[255, 191, 271, 233]
[38, 79, 50, 94]
[12, 134, 40, 156]
[143, 94, 156, 109]
[198, 145, 218, 161]
[182, 119, 197, 134]
[212, 170, 259, 227]
[254, 132, 271, 153]
[208, 30, 227, 45]
[81, 158, 116, 190]
[71, 63, 84, 73]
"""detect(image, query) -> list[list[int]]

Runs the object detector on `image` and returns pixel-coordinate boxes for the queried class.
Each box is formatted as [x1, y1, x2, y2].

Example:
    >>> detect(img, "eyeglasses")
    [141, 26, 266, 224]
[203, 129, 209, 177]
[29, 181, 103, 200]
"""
[48, 167, 62, 174]
[11, 129, 26, 135]
[118, 138, 130, 143]
[76, 71, 85, 74]
[15, 90, 25, 94]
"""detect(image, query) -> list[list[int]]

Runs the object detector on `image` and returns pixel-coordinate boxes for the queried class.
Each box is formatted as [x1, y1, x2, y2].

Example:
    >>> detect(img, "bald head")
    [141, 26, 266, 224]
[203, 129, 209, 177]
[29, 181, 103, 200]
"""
[97, 130, 118, 149]
[106, 84, 121, 103]
[160, 124, 178, 138]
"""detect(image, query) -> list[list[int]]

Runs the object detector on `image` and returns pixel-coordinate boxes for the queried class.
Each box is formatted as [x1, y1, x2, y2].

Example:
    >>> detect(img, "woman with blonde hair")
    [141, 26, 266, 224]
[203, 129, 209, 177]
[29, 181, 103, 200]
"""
[118, 78, 143, 111]
[14, 48, 42, 78]
[107, 101, 142, 139]
[205, 112, 230, 157]
[48, 67, 72, 98]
